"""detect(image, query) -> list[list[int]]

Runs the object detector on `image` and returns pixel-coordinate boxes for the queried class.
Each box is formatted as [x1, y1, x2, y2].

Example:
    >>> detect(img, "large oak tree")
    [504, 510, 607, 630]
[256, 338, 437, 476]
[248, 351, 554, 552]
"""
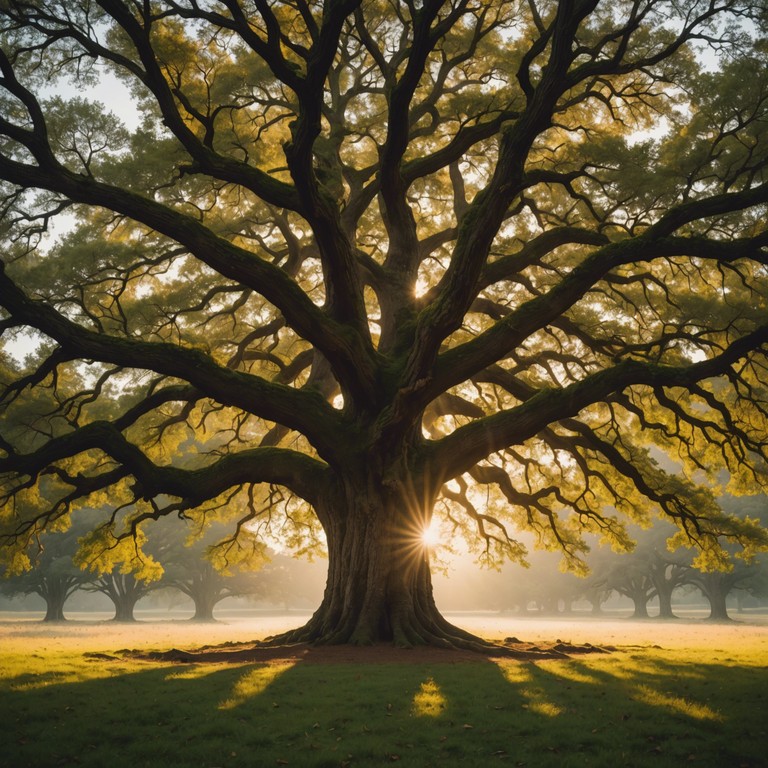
[1, 0, 767, 648]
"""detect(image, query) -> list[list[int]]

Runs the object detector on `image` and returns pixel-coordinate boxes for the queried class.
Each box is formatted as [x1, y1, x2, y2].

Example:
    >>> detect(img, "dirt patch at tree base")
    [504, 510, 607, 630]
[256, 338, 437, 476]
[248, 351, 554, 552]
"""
[118, 639, 612, 665]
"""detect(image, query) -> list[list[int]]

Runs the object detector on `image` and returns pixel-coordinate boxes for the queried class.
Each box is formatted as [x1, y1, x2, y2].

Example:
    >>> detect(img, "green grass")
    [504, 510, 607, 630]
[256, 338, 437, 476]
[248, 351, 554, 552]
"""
[1, 631, 767, 767]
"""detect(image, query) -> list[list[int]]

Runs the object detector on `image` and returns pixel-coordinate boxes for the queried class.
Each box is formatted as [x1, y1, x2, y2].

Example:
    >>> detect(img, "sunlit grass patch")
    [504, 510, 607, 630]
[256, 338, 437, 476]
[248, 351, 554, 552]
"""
[164, 664, 227, 681]
[523, 694, 565, 718]
[218, 662, 295, 710]
[539, 660, 601, 685]
[1, 648, 136, 690]
[498, 662, 532, 684]
[411, 676, 448, 717]
[10, 670, 71, 691]
[633, 683, 723, 721]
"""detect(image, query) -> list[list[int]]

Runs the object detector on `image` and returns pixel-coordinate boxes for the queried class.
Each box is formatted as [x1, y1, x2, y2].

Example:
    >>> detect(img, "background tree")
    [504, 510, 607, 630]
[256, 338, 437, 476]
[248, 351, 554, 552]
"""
[83, 570, 158, 622]
[70, 507, 163, 620]
[509, 550, 586, 614]
[679, 495, 768, 620]
[1, 1, 768, 648]
[683, 564, 752, 621]
[0, 527, 90, 622]
[597, 551, 657, 619]
[147, 516, 272, 621]
[646, 547, 689, 619]
[736, 556, 768, 611]
[619, 521, 690, 619]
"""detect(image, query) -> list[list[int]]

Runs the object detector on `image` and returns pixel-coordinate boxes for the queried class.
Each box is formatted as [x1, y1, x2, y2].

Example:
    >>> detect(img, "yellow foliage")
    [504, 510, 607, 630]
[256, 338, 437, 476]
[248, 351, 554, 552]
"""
[0, 548, 32, 577]
[75, 525, 164, 583]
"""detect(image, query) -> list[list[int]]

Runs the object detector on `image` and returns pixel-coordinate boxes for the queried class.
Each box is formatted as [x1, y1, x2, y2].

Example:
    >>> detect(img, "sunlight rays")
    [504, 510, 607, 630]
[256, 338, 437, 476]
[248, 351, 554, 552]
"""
[384, 473, 446, 567]
[420, 519, 441, 549]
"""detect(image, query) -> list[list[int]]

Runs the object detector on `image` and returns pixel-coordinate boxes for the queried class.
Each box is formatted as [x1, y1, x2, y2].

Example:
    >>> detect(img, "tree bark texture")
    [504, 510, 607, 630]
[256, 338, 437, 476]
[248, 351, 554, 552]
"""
[96, 574, 149, 622]
[272, 475, 482, 649]
[184, 566, 226, 622]
[191, 591, 219, 622]
[39, 576, 74, 623]
[627, 590, 651, 619]
[654, 586, 676, 619]
[702, 581, 732, 621]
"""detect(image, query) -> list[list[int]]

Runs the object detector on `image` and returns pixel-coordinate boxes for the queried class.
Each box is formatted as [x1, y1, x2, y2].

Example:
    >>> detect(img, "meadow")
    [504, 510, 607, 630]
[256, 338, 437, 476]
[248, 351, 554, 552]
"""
[1, 613, 766, 768]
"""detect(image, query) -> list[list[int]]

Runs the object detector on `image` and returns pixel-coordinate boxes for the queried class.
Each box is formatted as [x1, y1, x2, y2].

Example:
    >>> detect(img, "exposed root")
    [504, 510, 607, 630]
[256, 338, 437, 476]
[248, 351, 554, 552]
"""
[119, 628, 610, 665]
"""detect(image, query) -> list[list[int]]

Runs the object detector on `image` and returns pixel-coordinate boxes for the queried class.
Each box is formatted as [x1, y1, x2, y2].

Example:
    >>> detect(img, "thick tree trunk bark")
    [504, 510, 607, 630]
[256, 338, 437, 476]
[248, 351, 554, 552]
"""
[704, 585, 731, 621]
[270, 474, 487, 649]
[112, 596, 138, 622]
[192, 608, 216, 621]
[43, 600, 66, 622]
[96, 574, 148, 622]
[190, 586, 220, 622]
[40, 577, 71, 622]
[628, 592, 650, 619]
[651, 560, 682, 619]
[654, 583, 677, 619]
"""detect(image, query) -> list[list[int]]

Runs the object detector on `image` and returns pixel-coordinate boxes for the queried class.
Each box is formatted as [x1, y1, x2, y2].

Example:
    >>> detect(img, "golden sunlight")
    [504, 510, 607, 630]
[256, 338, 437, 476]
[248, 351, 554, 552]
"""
[411, 677, 447, 717]
[421, 519, 441, 548]
[218, 662, 296, 710]
[633, 685, 723, 721]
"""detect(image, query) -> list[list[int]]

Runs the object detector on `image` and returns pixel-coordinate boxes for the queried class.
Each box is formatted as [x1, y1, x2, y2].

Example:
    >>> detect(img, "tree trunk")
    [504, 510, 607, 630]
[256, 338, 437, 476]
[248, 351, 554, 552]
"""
[654, 583, 677, 619]
[43, 600, 66, 622]
[703, 584, 731, 621]
[650, 559, 683, 619]
[271, 474, 486, 649]
[40, 576, 72, 622]
[628, 591, 650, 619]
[101, 575, 144, 622]
[112, 595, 138, 622]
[189, 572, 221, 622]
[191, 595, 218, 622]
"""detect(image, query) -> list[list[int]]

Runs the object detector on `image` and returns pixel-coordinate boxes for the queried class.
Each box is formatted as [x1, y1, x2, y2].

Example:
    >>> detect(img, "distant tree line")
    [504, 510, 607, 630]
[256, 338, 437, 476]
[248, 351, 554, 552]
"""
[0, 513, 322, 622]
[595, 495, 768, 620]
[434, 495, 768, 621]
[4, 497, 767, 624]
[442, 539, 767, 622]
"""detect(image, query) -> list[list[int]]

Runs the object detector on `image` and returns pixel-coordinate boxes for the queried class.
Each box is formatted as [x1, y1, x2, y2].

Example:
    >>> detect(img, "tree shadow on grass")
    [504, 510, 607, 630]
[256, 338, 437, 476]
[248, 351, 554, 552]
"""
[1, 651, 765, 768]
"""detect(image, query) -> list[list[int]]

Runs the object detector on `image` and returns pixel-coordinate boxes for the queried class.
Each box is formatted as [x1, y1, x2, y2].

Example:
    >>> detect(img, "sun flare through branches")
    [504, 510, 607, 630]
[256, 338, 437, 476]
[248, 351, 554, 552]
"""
[421, 520, 441, 550]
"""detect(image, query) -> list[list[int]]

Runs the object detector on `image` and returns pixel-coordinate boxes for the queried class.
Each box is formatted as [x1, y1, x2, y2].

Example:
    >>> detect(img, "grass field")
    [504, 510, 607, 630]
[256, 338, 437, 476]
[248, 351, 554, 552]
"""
[1, 613, 766, 768]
